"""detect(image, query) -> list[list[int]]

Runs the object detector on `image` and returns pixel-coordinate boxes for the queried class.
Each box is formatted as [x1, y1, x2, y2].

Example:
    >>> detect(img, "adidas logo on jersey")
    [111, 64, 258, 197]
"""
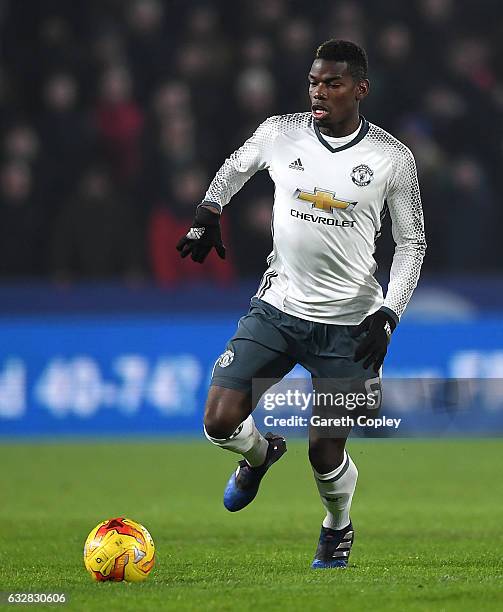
[289, 158, 304, 171]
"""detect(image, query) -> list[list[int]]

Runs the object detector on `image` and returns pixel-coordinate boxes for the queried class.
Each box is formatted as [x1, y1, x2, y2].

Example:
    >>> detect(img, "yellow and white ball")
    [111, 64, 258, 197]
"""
[83, 517, 155, 582]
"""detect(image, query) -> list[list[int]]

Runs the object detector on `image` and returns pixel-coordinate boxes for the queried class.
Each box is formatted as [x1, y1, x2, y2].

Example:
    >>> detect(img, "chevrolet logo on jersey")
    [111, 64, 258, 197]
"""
[294, 188, 357, 213]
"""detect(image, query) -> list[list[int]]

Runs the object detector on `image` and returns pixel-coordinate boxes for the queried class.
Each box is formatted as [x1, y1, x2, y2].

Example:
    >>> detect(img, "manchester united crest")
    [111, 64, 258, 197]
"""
[351, 164, 374, 187]
[217, 349, 234, 368]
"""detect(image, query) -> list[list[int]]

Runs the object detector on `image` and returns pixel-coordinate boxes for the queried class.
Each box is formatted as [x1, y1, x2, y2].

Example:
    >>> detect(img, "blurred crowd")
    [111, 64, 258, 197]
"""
[0, 0, 501, 284]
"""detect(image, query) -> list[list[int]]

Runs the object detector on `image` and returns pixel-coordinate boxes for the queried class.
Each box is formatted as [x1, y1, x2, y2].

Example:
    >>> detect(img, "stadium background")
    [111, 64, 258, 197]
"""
[0, 0, 502, 436]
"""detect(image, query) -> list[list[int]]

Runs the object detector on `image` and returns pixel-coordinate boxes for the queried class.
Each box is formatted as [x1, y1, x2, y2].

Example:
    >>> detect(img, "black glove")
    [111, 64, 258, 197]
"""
[353, 309, 397, 373]
[176, 206, 226, 263]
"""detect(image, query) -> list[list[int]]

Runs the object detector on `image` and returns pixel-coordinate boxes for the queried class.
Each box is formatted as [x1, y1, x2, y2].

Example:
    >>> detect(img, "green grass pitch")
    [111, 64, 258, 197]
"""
[1, 439, 502, 611]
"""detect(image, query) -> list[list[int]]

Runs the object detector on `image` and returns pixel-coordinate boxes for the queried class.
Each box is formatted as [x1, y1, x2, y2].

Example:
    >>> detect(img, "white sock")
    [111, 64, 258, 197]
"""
[204, 415, 268, 466]
[313, 451, 358, 530]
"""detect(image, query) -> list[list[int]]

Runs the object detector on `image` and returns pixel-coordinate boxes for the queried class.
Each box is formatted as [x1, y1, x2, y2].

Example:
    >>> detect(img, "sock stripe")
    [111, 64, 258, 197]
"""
[315, 454, 350, 483]
[204, 422, 244, 444]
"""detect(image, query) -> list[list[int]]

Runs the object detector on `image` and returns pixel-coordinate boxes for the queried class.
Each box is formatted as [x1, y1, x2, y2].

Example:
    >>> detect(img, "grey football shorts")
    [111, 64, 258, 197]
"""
[211, 298, 380, 398]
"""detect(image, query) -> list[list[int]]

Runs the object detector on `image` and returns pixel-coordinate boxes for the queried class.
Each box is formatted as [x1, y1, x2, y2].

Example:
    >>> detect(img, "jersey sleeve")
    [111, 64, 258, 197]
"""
[201, 116, 280, 210]
[382, 147, 426, 322]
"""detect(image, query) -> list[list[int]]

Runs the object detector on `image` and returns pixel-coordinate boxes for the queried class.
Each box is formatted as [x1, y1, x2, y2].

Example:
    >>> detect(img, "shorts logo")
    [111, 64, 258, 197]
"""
[217, 349, 234, 368]
[351, 164, 374, 186]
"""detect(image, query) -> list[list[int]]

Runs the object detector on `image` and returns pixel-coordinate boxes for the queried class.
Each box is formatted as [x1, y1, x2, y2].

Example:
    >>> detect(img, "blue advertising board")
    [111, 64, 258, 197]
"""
[0, 313, 502, 436]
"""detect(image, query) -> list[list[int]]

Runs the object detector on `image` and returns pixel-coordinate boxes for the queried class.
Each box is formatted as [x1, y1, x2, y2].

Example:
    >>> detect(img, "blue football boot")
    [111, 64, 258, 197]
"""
[311, 521, 354, 569]
[223, 433, 287, 512]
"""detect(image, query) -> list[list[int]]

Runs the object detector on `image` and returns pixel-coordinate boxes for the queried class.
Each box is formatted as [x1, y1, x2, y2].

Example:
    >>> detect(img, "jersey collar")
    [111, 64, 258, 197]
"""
[313, 115, 369, 153]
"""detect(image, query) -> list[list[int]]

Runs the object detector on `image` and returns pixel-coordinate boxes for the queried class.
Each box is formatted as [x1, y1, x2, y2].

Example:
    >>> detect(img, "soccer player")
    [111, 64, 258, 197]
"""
[177, 40, 426, 568]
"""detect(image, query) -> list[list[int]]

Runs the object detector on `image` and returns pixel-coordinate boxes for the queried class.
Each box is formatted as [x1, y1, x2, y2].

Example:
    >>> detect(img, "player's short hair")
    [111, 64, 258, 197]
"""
[315, 39, 368, 81]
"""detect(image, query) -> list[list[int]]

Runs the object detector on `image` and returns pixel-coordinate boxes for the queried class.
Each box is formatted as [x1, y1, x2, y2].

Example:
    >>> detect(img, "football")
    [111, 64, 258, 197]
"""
[83, 517, 155, 582]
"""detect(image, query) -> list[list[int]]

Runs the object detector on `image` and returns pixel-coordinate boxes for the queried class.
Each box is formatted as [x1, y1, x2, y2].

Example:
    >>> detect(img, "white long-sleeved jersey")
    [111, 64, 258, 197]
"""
[203, 113, 426, 325]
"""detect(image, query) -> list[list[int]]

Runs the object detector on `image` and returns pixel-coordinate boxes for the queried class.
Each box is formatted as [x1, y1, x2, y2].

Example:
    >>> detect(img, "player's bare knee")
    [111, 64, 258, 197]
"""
[203, 402, 234, 439]
[203, 387, 250, 439]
